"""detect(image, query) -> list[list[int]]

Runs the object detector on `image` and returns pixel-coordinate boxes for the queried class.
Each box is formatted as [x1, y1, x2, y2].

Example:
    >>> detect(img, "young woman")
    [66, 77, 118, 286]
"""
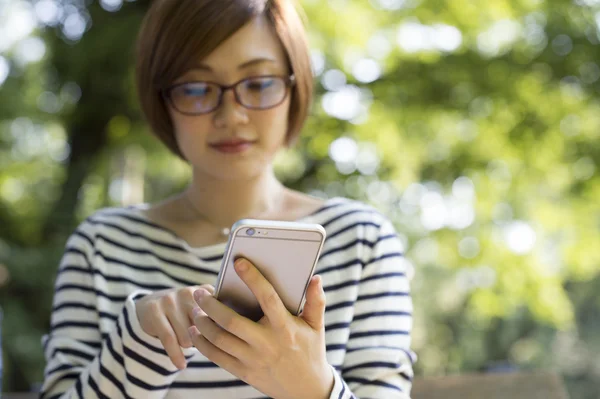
[40, 0, 415, 397]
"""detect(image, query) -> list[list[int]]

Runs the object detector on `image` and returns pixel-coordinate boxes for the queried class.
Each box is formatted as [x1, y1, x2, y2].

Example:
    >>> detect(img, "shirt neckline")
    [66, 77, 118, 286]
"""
[130, 196, 345, 257]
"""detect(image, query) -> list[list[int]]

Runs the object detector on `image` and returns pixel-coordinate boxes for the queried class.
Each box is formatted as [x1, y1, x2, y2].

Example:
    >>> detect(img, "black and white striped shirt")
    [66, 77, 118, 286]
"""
[41, 197, 415, 398]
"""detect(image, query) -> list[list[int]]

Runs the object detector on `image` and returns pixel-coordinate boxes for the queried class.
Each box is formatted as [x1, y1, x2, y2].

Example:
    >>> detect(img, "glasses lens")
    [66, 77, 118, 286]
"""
[169, 82, 220, 114]
[236, 77, 287, 109]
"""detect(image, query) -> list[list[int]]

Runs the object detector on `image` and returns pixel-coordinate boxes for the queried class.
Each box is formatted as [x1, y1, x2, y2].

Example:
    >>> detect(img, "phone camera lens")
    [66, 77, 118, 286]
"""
[246, 228, 255, 236]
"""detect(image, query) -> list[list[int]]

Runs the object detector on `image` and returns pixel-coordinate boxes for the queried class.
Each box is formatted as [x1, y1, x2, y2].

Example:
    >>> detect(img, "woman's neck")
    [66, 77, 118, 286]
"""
[183, 168, 287, 229]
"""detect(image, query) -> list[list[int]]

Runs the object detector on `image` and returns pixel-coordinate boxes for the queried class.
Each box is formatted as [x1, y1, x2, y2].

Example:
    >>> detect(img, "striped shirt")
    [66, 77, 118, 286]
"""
[40, 197, 415, 398]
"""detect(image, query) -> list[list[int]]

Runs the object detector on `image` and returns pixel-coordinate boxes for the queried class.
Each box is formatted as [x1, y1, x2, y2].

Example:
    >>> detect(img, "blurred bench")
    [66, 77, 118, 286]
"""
[4, 371, 569, 399]
[412, 370, 569, 399]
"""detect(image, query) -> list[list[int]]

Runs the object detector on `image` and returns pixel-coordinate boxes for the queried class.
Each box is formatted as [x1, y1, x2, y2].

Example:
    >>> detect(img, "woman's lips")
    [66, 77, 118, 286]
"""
[209, 139, 256, 154]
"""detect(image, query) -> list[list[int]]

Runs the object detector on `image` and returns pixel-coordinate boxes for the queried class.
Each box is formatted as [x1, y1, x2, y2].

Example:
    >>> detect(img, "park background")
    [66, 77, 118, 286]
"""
[0, 0, 599, 397]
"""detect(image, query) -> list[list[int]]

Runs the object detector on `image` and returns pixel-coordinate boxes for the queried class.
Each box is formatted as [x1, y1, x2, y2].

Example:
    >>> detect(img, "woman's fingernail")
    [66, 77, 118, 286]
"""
[235, 258, 248, 272]
[188, 325, 199, 337]
[194, 289, 207, 302]
[192, 307, 202, 317]
[313, 275, 321, 287]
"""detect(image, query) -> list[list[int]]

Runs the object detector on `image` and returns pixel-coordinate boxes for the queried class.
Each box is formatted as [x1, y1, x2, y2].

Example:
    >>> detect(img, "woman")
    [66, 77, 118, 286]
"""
[40, 0, 415, 397]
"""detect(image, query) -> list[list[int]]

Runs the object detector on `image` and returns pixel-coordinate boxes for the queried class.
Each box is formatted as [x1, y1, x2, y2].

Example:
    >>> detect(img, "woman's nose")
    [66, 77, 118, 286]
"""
[213, 90, 249, 128]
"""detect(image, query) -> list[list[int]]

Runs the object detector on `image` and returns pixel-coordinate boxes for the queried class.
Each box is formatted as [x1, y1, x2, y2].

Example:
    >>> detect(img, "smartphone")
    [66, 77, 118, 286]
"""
[214, 219, 326, 322]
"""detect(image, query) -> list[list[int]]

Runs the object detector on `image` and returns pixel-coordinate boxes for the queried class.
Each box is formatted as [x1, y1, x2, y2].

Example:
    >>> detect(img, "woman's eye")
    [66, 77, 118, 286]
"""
[247, 79, 274, 91]
[183, 84, 211, 96]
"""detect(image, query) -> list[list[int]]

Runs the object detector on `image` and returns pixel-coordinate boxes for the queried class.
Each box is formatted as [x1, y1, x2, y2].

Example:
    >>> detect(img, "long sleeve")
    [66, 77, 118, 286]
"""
[328, 219, 415, 399]
[40, 223, 197, 399]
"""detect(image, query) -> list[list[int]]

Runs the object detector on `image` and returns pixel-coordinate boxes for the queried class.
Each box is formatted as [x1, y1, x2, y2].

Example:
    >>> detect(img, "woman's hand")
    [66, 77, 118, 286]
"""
[135, 285, 214, 369]
[188, 258, 334, 399]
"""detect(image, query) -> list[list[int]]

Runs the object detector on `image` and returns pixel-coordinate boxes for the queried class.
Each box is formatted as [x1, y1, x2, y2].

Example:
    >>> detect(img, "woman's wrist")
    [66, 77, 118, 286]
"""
[313, 362, 335, 399]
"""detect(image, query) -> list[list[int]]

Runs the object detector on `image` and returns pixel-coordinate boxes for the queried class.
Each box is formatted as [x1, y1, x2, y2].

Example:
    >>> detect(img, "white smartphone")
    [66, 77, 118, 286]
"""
[214, 219, 326, 321]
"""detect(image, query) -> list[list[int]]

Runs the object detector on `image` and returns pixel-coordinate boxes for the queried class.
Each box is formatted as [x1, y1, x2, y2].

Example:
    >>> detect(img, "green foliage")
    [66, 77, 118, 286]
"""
[0, 0, 598, 396]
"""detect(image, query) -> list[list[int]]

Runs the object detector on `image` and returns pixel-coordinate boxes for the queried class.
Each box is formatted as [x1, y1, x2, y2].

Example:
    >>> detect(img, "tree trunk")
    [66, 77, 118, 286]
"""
[41, 120, 108, 241]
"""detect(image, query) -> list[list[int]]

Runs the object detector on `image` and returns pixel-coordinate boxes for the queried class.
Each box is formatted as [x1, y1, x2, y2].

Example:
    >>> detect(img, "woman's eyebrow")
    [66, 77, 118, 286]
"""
[191, 57, 278, 72]
[237, 57, 278, 69]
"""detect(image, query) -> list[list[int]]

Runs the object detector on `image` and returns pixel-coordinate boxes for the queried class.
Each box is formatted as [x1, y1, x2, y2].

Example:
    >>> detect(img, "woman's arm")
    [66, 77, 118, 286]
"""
[40, 221, 196, 399]
[328, 218, 415, 399]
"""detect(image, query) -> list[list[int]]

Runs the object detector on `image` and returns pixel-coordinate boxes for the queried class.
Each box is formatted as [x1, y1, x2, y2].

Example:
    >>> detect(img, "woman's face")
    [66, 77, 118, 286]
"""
[167, 16, 292, 181]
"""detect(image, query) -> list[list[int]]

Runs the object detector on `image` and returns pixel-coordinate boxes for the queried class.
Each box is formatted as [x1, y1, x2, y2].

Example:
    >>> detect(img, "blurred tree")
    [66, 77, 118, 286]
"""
[40, 0, 148, 240]
[0, 0, 598, 397]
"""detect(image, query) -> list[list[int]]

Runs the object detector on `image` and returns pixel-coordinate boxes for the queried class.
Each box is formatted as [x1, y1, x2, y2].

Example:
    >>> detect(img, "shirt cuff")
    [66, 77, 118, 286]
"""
[328, 364, 353, 399]
[123, 290, 199, 363]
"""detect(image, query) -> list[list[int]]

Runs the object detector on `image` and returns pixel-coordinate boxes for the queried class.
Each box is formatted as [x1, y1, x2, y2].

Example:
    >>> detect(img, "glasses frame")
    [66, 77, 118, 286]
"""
[163, 74, 296, 116]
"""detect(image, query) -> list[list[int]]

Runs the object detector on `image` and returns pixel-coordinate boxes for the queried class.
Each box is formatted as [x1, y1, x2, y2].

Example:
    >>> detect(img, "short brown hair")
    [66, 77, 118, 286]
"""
[135, 0, 313, 159]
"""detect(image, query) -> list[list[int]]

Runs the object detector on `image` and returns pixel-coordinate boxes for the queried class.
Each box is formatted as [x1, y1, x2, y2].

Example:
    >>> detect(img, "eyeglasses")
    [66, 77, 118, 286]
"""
[163, 75, 295, 115]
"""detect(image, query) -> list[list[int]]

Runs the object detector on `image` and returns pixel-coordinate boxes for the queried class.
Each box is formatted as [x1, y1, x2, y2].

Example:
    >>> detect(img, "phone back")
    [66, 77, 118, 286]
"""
[214, 219, 326, 321]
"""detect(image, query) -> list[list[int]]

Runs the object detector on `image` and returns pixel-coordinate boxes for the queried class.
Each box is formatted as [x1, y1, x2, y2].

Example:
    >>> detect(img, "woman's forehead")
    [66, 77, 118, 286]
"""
[198, 16, 288, 70]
